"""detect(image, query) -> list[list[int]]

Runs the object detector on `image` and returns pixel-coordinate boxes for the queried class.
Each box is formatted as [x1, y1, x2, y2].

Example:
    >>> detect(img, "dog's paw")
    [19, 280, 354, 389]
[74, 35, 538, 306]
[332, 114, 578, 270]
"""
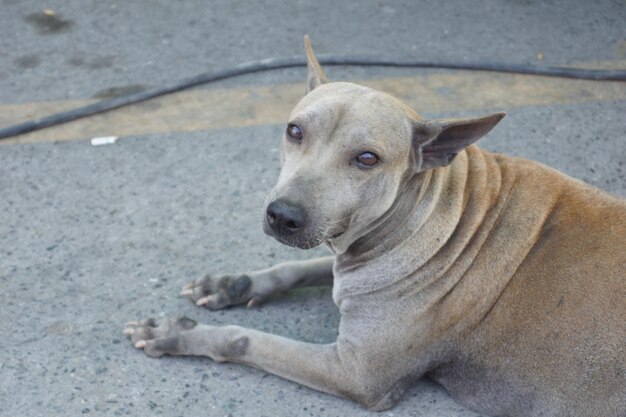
[122, 316, 197, 357]
[179, 274, 253, 310]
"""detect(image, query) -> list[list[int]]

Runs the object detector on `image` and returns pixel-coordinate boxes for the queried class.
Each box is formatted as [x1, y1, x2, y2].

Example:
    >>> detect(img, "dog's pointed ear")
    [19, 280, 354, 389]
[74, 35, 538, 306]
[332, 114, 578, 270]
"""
[412, 112, 505, 171]
[304, 35, 329, 93]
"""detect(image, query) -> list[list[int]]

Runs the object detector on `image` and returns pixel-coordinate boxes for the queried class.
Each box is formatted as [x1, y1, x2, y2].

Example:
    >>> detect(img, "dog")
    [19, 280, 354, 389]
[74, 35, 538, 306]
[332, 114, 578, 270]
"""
[124, 36, 626, 417]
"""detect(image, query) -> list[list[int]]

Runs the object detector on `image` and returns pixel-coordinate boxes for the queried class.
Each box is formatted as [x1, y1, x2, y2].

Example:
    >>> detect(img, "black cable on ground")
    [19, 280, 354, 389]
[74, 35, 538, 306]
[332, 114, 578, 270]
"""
[1, 55, 625, 141]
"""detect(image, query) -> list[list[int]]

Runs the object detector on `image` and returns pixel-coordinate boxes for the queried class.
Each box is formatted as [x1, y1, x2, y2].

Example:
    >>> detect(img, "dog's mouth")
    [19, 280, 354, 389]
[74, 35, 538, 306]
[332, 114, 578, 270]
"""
[273, 234, 323, 250]
[263, 222, 346, 250]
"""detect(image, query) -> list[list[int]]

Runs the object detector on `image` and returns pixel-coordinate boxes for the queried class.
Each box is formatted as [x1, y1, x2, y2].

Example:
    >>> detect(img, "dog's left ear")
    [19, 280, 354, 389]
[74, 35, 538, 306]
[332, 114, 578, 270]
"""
[304, 35, 329, 93]
[412, 112, 506, 171]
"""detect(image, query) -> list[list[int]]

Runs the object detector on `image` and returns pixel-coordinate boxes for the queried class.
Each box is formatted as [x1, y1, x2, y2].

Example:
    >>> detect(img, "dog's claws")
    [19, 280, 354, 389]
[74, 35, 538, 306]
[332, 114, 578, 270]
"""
[182, 282, 194, 291]
[134, 340, 146, 349]
[196, 297, 209, 306]
[247, 298, 258, 308]
[125, 321, 139, 327]
[123, 328, 135, 335]
[180, 289, 193, 296]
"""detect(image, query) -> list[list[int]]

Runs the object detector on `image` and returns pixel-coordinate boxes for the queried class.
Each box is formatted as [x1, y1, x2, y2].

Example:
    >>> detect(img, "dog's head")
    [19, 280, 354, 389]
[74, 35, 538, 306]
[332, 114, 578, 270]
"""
[263, 36, 504, 251]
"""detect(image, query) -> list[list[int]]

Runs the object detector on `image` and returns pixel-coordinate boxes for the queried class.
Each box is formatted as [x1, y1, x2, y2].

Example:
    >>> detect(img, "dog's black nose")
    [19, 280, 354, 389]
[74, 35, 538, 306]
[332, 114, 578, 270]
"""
[266, 200, 306, 236]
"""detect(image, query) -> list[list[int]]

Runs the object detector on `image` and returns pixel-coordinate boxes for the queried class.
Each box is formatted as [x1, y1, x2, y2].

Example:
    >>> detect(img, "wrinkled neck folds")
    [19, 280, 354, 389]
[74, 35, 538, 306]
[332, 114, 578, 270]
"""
[331, 146, 504, 304]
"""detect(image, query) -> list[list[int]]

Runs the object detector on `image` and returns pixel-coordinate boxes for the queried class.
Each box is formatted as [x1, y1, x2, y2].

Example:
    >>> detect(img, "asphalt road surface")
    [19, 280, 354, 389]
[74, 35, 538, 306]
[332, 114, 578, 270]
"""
[1, 1, 624, 416]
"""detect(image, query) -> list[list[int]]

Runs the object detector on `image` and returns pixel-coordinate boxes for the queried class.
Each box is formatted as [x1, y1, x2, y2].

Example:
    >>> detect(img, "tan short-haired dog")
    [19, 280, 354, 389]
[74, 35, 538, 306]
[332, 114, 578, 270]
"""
[125, 37, 626, 417]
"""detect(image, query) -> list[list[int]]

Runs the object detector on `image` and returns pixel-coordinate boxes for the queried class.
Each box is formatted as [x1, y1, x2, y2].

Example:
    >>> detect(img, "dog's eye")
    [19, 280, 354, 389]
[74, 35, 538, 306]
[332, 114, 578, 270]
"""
[355, 152, 379, 167]
[286, 124, 303, 142]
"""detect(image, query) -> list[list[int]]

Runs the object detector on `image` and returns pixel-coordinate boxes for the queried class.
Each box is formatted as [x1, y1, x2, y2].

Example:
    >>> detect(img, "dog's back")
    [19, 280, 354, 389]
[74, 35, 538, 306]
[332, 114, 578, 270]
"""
[430, 148, 626, 417]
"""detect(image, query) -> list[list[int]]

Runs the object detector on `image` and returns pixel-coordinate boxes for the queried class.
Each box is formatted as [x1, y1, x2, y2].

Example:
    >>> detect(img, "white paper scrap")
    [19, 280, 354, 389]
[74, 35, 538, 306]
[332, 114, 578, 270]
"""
[91, 136, 120, 146]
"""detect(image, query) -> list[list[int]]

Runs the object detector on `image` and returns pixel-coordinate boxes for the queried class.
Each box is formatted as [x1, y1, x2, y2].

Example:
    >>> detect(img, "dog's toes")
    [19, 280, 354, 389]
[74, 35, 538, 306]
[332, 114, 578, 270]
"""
[182, 274, 253, 309]
[197, 294, 228, 310]
[195, 295, 211, 306]
[124, 317, 195, 357]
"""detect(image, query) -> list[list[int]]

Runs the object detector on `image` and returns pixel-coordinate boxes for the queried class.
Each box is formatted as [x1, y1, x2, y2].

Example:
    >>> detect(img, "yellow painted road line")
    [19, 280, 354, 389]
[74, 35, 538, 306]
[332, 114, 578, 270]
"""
[1, 68, 625, 145]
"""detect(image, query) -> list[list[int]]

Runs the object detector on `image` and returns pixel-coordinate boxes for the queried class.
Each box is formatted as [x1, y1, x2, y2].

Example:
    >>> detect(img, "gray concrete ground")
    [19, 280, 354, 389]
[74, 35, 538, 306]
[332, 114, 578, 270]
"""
[0, 1, 625, 416]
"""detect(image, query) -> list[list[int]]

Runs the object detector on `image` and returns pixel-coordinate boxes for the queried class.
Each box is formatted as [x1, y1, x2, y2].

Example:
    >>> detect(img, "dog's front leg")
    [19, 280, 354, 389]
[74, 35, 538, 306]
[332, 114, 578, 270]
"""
[123, 316, 387, 409]
[180, 256, 334, 309]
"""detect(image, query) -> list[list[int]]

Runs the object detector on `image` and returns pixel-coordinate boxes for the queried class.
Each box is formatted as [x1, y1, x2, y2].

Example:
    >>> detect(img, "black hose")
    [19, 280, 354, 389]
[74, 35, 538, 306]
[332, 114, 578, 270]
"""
[1, 55, 625, 141]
